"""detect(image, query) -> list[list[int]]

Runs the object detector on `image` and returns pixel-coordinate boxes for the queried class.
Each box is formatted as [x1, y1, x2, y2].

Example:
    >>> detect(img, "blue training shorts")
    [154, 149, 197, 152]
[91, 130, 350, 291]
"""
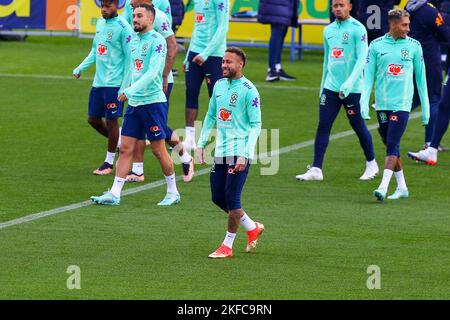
[88, 87, 123, 119]
[121, 102, 168, 141]
[376, 110, 409, 157]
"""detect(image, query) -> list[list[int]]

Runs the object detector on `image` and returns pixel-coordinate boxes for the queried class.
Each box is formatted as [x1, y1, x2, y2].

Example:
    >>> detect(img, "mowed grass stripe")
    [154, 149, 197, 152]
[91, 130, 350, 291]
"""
[0, 112, 421, 231]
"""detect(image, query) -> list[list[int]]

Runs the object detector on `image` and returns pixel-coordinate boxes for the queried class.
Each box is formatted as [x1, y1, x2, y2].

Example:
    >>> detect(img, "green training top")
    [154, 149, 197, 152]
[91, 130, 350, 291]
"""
[73, 15, 134, 92]
[123, 30, 167, 106]
[197, 76, 262, 160]
[185, 0, 229, 64]
[320, 16, 368, 97]
[360, 34, 430, 125]
[122, 2, 174, 83]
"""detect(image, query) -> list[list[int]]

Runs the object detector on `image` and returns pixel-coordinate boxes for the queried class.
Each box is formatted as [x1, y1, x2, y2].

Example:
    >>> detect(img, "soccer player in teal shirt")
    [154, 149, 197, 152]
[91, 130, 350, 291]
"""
[183, 0, 230, 151]
[73, 0, 134, 176]
[91, 3, 180, 206]
[360, 9, 430, 201]
[196, 47, 264, 259]
[122, 0, 194, 184]
[296, 0, 377, 182]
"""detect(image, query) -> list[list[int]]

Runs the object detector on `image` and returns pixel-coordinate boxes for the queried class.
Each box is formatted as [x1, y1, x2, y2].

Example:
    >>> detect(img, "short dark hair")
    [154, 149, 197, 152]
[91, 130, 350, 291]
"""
[134, 3, 156, 17]
[225, 47, 247, 67]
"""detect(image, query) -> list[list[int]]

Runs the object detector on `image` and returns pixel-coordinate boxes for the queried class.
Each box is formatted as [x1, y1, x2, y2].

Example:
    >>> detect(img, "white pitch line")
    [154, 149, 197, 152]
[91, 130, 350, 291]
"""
[0, 112, 421, 230]
[0, 73, 318, 91]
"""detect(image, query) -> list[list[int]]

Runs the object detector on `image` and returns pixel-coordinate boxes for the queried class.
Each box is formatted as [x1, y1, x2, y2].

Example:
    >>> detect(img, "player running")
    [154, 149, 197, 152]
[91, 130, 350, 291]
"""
[73, 0, 134, 175]
[196, 47, 264, 259]
[122, 0, 194, 183]
[91, 3, 180, 206]
[183, 0, 230, 151]
[296, 0, 378, 181]
[361, 8, 430, 201]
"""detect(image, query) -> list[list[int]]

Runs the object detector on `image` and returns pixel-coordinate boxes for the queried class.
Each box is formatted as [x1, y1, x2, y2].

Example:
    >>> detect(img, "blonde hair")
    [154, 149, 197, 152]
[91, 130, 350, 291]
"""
[388, 8, 410, 21]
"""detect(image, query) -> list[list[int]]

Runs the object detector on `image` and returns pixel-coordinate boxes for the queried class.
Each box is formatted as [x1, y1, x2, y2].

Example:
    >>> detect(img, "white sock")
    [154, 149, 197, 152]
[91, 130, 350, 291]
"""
[222, 231, 236, 248]
[367, 159, 377, 167]
[105, 151, 116, 165]
[132, 162, 144, 175]
[394, 170, 407, 190]
[110, 176, 126, 198]
[275, 63, 281, 72]
[379, 169, 394, 191]
[165, 173, 178, 194]
[185, 126, 195, 142]
[240, 212, 257, 231]
[180, 151, 192, 164]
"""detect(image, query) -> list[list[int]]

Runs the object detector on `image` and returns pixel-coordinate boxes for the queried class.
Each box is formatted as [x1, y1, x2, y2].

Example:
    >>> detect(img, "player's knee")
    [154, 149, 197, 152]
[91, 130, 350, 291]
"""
[150, 145, 166, 160]
[317, 121, 332, 134]
[105, 118, 118, 129]
[87, 117, 100, 127]
[211, 194, 227, 211]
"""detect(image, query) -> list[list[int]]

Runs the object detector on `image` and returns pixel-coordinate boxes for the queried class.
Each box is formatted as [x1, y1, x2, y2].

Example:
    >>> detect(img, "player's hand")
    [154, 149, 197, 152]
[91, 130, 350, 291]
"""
[339, 91, 346, 99]
[163, 76, 169, 93]
[118, 93, 128, 102]
[193, 55, 205, 66]
[182, 63, 186, 73]
[195, 147, 205, 164]
[74, 73, 81, 79]
[234, 157, 248, 172]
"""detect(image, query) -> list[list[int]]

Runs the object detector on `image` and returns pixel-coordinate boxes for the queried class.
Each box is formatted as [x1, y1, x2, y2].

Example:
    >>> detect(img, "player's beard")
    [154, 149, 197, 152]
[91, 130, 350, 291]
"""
[223, 68, 236, 79]
[134, 24, 145, 33]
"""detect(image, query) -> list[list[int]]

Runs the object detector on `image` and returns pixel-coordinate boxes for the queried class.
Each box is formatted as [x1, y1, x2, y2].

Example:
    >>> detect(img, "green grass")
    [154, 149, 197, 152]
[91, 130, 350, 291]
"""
[0, 37, 449, 299]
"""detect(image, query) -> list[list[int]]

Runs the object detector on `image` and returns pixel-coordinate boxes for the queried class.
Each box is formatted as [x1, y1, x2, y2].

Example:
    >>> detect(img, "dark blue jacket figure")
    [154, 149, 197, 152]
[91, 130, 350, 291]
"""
[169, 0, 184, 27]
[406, 0, 450, 144]
[257, 0, 299, 27]
[358, 0, 401, 42]
[258, 0, 299, 81]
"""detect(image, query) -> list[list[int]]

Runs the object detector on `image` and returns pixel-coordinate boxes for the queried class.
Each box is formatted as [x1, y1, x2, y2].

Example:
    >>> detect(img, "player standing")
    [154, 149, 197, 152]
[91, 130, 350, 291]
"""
[361, 9, 429, 201]
[196, 47, 264, 259]
[123, 0, 194, 183]
[73, 0, 134, 175]
[183, 0, 230, 151]
[296, 0, 378, 181]
[91, 3, 180, 206]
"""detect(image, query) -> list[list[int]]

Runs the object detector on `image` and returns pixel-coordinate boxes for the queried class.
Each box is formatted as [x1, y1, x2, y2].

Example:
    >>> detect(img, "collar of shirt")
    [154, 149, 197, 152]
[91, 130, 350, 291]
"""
[138, 29, 156, 40]
[384, 33, 407, 43]
[227, 76, 246, 87]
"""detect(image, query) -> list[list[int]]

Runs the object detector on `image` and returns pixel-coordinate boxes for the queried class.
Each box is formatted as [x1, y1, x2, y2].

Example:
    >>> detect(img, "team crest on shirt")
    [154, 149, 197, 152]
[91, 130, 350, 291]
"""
[142, 43, 149, 55]
[387, 64, 404, 76]
[332, 47, 344, 59]
[134, 59, 144, 71]
[401, 48, 411, 61]
[97, 44, 108, 56]
[379, 112, 388, 123]
[230, 93, 238, 106]
[342, 32, 350, 43]
[218, 108, 232, 121]
[106, 32, 113, 41]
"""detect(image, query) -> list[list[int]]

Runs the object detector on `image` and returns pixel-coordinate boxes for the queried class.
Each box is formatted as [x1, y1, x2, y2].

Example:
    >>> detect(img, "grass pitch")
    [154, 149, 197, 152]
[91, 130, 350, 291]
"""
[0, 37, 449, 299]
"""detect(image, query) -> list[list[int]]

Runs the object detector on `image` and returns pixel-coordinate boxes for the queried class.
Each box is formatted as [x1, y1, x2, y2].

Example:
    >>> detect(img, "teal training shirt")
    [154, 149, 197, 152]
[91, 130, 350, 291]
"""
[123, 29, 167, 106]
[73, 15, 134, 91]
[122, 3, 174, 83]
[197, 76, 262, 160]
[320, 16, 368, 97]
[360, 34, 430, 125]
[185, 0, 229, 63]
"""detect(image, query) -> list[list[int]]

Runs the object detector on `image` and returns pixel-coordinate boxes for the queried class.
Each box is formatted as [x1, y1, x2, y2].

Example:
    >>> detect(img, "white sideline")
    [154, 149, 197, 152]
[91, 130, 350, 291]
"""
[0, 73, 318, 91]
[0, 113, 421, 230]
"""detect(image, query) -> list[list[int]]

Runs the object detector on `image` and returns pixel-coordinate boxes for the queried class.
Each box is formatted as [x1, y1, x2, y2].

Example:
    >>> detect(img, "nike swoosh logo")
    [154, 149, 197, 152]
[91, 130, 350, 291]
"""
[327, 36, 334, 40]
[155, 132, 162, 137]
[112, 111, 117, 114]
[380, 53, 388, 56]
[347, 104, 354, 108]
[216, 95, 222, 98]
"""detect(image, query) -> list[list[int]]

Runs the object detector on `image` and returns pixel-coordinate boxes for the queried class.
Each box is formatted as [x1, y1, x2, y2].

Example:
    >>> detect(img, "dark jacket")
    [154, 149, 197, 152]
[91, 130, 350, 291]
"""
[257, 0, 298, 27]
[407, 0, 450, 98]
[169, 0, 184, 27]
